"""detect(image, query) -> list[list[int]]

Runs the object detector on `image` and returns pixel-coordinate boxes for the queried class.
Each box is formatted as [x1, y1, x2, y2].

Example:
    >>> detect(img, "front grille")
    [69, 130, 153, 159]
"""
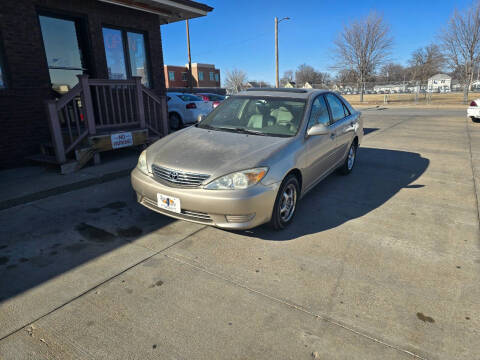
[152, 164, 210, 188]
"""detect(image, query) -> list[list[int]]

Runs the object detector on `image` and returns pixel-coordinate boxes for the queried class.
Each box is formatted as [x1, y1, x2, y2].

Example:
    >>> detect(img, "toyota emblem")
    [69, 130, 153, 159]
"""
[169, 171, 178, 180]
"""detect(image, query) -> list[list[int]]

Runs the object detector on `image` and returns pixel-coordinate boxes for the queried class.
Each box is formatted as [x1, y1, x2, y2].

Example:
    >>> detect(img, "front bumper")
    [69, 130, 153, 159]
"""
[467, 107, 480, 118]
[131, 167, 280, 230]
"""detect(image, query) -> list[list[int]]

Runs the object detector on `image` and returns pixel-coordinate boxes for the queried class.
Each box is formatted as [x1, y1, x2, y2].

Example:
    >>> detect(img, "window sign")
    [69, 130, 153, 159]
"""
[103, 28, 127, 80]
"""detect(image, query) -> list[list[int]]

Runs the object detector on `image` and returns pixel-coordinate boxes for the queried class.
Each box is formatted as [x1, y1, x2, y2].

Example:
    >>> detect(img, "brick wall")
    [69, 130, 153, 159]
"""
[0, 0, 166, 168]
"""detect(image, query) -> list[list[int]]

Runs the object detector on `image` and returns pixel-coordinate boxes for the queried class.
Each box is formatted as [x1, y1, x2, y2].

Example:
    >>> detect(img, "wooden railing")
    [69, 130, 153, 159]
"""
[45, 75, 168, 164]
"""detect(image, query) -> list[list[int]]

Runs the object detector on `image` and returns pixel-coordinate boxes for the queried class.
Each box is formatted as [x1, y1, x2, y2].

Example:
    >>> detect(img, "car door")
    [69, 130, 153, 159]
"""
[334, 95, 357, 160]
[325, 93, 351, 166]
[303, 95, 338, 189]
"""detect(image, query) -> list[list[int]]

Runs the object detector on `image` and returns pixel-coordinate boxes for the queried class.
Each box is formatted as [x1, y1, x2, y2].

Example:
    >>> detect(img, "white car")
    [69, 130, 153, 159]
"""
[166, 92, 212, 130]
[467, 99, 480, 121]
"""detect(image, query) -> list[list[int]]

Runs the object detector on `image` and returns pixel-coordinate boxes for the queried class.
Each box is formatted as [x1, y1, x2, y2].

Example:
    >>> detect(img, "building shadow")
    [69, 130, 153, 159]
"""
[243, 147, 429, 241]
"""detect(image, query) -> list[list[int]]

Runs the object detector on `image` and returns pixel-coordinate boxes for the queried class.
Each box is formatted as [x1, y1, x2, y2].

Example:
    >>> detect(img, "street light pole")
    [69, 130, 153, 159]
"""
[275, 17, 290, 88]
[275, 17, 279, 88]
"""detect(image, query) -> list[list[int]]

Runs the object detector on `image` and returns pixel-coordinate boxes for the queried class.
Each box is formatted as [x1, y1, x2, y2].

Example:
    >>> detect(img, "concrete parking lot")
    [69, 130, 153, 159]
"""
[1, 107, 479, 360]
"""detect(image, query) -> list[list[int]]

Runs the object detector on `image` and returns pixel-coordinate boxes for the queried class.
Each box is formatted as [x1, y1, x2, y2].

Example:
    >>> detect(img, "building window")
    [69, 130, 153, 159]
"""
[215, 73, 219, 82]
[209, 71, 214, 81]
[39, 14, 87, 92]
[102, 27, 151, 87]
[181, 72, 187, 81]
[168, 71, 175, 81]
[198, 71, 204, 81]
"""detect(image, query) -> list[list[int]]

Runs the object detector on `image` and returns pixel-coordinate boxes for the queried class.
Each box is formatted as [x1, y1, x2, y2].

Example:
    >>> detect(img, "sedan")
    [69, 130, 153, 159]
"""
[467, 99, 480, 121]
[166, 92, 212, 130]
[197, 93, 226, 109]
[132, 88, 363, 230]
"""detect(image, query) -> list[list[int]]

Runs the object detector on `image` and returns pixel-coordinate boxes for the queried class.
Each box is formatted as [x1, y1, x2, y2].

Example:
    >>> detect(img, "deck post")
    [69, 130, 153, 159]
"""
[78, 74, 96, 135]
[46, 100, 67, 164]
[133, 77, 146, 128]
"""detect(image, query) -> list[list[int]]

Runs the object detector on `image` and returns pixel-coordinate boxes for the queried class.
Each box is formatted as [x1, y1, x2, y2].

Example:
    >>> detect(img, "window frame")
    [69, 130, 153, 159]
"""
[0, 34, 8, 90]
[198, 71, 204, 81]
[101, 24, 152, 87]
[215, 73, 219, 82]
[325, 92, 348, 123]
[168, 71, 175, 81]
[181, 72, 187, 81]
[209, 71, 214, 81]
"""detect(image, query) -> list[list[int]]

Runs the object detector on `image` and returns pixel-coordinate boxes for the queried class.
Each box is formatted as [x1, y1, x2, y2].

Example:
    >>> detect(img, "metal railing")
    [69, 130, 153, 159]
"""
[45, 75, 168, 164]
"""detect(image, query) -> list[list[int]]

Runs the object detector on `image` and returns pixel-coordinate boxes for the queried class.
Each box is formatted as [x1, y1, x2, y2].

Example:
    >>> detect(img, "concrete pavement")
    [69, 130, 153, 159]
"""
[0, 107, 479, 359]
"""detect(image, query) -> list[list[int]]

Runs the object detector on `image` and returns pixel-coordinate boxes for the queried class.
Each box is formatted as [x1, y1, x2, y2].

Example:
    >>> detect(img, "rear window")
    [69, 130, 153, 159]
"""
[177, 94, 202, 102]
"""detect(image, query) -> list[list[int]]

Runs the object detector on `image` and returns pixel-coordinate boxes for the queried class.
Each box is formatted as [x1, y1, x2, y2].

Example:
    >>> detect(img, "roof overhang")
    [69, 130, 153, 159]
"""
[98, 0, 213, 23]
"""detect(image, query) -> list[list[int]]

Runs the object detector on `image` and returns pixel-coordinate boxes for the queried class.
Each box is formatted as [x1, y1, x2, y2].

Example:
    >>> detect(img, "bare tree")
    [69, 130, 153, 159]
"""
[379, 63, 407, 82]
[408, 44, 445, 83]
[280, 70, 294, 86]
[295, 64, 330, 87]
[225, 69, 247, 94]
[333, 12, 392, 101]
[441, 1, 480, 103]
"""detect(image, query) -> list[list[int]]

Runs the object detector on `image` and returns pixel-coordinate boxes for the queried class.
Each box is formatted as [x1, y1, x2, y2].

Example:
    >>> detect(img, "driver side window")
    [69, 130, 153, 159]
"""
[308, 95, 330, 129]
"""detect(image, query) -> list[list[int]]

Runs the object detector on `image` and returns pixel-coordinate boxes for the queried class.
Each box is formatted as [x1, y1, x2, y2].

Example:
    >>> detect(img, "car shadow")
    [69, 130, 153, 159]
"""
[363, 127, 379, 135]
[243, 147, 429, 241]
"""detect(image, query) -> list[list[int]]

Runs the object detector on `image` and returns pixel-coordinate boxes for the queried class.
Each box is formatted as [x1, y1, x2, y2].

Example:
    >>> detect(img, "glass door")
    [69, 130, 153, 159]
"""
[39, 15, 87, 92]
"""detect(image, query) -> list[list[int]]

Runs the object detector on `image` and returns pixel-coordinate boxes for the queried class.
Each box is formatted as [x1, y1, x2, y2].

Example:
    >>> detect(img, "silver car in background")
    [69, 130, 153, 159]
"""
[132, 88, 363, 230]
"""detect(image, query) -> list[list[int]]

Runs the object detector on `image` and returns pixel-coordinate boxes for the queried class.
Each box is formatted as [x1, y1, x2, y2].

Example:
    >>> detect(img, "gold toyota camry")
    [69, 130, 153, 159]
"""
[131, 88, 363, 230]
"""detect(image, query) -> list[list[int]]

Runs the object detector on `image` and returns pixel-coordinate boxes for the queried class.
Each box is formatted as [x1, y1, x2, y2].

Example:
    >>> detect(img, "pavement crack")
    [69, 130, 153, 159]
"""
[0, 225, 207, 343]
[165, 253, 429, 360]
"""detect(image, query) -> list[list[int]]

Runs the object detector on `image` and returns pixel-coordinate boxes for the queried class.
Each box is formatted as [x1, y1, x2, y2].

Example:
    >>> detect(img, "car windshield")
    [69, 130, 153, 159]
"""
[197, 96, 306, 137]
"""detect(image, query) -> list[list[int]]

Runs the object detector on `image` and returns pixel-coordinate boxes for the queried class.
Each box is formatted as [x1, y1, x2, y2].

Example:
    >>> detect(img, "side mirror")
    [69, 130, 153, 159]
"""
[197, 114, 206, 122]
[307, 123, 329, 136]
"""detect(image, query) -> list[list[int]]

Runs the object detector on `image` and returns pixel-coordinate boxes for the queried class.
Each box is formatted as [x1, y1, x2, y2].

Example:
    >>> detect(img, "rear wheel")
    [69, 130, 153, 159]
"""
[270, 174, 299, 230]
[169, 113, 183, 131]
[339, 141, 357, 175]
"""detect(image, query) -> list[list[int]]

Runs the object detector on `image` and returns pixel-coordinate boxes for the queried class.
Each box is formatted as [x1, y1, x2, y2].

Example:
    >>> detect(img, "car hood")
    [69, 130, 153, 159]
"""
[147, 126, 291, 178]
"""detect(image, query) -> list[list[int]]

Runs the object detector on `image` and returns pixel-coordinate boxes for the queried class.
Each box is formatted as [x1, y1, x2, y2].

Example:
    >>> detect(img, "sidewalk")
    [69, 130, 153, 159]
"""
[0, 148, 139, 210]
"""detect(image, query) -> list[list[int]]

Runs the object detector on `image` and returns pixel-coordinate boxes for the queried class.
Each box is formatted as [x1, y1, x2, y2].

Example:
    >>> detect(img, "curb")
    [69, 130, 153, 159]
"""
[0, 169, 131, 211]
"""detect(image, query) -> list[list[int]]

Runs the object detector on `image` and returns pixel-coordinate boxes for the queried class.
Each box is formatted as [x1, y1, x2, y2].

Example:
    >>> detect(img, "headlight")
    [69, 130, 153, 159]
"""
[204, 167, 268, 190]
[137, 150, 149, 174]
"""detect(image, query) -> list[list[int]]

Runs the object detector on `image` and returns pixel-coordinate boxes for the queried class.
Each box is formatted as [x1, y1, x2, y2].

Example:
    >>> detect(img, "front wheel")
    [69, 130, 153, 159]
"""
[270, 174, 300, 230]
[339, 142, 357, 175]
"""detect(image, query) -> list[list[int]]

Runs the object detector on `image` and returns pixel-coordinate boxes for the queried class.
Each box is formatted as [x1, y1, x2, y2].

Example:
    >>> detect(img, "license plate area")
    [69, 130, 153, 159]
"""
[157, 193, 181, 213]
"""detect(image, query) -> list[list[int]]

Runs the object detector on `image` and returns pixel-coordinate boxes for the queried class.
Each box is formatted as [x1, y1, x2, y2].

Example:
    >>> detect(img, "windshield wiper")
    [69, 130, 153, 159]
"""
[230, 127, 266, 136]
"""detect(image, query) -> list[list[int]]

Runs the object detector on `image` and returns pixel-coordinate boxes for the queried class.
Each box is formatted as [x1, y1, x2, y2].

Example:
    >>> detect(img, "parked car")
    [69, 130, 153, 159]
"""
[166, 92, 211, 130]
[132, 88, 364, 230]
[197, 93, 226, 109]
[467, 99, 480, 121]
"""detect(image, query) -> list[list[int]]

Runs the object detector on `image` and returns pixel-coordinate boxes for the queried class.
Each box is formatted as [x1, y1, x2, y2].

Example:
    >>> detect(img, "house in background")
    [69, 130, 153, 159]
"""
[164, 63, 220, 88]
[283, 81, 296, 88]
[0, 0, 212, 169]
[427, 73, 452, 92]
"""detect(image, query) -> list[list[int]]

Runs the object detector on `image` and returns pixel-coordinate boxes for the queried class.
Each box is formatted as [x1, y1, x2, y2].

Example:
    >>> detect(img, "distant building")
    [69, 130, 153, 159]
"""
[284, 81, 296, 88]
[164, 63, 220, 88]
[427, 74, 451, 92]
[373, 83, 406, 93]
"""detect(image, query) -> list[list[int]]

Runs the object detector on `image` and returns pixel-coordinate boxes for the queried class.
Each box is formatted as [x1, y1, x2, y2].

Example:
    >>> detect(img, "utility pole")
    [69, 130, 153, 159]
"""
[186, 19, 193, 90]
[275, 17, 279, 88]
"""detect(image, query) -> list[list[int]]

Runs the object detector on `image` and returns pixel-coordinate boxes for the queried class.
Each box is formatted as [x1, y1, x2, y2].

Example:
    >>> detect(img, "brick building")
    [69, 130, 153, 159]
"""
[0, 0, 212, 168]
[164, 63, 220, 88]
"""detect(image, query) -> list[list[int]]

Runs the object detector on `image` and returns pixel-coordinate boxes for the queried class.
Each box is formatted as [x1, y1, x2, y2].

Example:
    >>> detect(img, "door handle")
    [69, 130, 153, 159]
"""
[330, 132, 335, 139]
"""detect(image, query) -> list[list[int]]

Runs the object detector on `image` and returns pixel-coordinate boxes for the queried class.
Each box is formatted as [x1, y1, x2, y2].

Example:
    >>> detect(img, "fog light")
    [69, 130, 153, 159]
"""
[226, 214, 255, 223]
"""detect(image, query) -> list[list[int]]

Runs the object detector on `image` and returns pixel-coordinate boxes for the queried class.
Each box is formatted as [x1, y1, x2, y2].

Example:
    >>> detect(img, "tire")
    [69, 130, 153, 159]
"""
[169, 113, 183, 131]
[339, 141, 357, 175]
[270, 174, 300, 230]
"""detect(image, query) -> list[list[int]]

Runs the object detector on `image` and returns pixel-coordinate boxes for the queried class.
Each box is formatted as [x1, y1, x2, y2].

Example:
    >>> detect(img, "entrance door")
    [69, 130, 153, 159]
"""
[39, 14, 87, 92]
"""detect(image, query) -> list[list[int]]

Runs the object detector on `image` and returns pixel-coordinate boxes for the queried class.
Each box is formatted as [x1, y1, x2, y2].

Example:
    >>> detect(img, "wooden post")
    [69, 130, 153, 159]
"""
[46, 100, 67, 163]
[161, 95, 169, 136]
[78, 75, 96, 135]
[133, 76, 146, 128]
